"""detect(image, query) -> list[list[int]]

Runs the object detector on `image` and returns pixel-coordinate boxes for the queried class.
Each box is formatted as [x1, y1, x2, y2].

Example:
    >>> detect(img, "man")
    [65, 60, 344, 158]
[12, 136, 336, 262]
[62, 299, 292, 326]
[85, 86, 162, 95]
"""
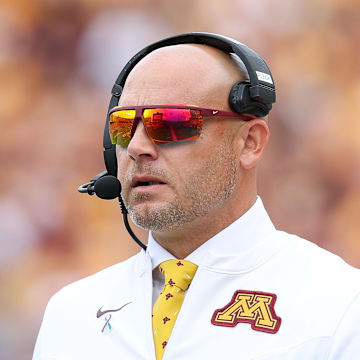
[34, 42, 360, 359]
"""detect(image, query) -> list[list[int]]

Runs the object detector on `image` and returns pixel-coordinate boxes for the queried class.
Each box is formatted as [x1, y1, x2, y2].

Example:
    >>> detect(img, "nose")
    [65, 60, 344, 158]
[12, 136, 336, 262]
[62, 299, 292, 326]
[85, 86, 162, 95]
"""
[127, 121, 158, 161]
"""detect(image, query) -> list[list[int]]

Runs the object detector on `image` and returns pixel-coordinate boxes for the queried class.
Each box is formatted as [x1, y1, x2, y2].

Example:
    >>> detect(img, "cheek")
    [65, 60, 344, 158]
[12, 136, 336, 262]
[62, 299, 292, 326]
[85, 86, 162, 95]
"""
[157, 145, 198, 195]
[116, 147, 129, 181]
[165, 142, 214, 187]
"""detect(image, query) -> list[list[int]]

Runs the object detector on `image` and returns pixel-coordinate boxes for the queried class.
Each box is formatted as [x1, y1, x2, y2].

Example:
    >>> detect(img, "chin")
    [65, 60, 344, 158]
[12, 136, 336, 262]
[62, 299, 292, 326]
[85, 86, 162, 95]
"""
[127, 202, 178, 232]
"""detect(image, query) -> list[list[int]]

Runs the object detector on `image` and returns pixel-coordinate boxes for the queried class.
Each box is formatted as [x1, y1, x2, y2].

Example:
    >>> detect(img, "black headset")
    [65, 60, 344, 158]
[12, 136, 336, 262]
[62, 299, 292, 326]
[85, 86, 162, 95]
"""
[79, 32, 276, 250]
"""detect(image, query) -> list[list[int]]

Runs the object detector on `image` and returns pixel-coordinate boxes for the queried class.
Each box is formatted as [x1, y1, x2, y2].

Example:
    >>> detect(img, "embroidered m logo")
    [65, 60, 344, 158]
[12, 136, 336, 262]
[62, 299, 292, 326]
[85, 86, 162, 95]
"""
[211, 290, 281, 334]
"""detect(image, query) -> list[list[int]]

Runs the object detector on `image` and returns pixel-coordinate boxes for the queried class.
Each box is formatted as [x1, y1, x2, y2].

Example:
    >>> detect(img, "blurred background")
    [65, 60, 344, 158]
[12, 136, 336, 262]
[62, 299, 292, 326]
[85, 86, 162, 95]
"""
[1, 0, 359, 358]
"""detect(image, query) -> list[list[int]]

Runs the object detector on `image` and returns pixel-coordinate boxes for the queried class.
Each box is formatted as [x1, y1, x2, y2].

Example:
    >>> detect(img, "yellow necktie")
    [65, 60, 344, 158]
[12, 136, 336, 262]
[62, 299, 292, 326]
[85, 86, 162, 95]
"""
[152, 259, 198, 360]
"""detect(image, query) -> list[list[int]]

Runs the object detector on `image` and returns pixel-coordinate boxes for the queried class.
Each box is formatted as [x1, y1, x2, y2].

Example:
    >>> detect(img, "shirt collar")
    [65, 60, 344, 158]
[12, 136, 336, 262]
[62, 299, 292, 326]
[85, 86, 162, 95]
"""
[147, 233, 177, 270]
[146, 196, 281, 272]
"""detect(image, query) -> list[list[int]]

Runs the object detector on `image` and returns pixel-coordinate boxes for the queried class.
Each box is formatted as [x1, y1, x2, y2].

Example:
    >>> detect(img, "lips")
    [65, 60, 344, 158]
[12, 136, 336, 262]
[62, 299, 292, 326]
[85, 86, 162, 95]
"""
[131, 175, 167, 188]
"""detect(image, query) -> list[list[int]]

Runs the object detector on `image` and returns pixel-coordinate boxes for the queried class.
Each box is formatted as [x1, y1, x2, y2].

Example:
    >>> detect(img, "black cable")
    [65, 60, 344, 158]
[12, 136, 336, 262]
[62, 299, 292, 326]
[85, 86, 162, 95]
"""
[118, 197, 147, 251]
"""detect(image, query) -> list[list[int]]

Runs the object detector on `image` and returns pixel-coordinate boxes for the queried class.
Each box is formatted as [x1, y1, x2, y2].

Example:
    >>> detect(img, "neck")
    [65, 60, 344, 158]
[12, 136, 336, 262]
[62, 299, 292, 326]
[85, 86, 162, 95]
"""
[152, 192, 257, 259]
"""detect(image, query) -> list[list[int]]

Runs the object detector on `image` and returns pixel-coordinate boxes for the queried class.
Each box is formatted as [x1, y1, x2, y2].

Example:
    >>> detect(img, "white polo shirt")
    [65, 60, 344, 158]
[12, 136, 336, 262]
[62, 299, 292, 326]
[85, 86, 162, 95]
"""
[33, 197, 360, 359]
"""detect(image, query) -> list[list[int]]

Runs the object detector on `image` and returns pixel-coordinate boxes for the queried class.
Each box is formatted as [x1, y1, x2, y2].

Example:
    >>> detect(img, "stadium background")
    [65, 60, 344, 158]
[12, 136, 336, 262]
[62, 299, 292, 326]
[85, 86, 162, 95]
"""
[0, 0, 359, 358]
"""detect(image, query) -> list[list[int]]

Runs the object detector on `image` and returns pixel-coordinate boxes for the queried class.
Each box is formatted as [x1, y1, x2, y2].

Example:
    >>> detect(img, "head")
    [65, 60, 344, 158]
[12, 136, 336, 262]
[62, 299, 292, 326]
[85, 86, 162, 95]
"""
[115, 44, 269, 239]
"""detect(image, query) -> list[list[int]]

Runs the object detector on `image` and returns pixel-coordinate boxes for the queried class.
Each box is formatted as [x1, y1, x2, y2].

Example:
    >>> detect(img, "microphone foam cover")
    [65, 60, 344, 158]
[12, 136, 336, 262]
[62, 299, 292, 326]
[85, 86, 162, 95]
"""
[94, 175, 121, 200]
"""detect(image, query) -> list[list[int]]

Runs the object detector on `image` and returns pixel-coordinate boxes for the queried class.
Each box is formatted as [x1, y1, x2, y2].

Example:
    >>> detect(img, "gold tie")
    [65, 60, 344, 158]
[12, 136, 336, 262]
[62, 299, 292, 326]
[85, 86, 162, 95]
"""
[152, 259, 198, 360]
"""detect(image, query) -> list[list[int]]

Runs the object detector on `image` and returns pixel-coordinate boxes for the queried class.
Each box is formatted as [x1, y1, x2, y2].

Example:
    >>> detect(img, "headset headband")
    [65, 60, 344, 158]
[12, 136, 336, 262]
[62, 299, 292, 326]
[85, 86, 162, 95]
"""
[103, 32, 276, 176]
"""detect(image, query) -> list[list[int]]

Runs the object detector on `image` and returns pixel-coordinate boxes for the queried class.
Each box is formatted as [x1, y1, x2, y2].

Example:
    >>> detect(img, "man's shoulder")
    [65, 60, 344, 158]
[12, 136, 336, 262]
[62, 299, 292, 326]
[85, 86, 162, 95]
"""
[274, 229, 360, 294]
[46, 251, 144, 309]
[266, 230, 360, 354]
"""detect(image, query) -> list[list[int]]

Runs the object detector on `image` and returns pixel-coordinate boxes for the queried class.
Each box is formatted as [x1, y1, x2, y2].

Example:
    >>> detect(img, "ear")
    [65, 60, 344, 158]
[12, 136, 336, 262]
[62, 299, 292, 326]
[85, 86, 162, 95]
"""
[237, 119, 269, 169]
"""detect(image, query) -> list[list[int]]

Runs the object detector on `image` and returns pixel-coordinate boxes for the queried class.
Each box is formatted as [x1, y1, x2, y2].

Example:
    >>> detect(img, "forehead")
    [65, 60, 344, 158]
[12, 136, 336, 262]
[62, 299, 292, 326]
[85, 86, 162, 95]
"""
[118, 44, 243, 110]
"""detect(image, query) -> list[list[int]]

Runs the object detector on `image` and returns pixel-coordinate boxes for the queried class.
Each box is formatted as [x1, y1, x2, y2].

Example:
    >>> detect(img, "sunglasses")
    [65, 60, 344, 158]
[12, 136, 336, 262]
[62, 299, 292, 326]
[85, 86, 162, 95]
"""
[108, 105, 254, 146]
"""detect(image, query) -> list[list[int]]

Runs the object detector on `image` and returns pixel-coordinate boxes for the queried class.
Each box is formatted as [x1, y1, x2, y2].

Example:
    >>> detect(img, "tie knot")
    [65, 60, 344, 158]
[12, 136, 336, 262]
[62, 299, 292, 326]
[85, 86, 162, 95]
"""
[159, 260, 198, 291]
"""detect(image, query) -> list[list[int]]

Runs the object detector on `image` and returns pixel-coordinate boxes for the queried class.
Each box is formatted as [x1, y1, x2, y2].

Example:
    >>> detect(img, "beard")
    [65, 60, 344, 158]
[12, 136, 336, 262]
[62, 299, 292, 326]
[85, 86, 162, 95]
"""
[121, 141, 238, 232]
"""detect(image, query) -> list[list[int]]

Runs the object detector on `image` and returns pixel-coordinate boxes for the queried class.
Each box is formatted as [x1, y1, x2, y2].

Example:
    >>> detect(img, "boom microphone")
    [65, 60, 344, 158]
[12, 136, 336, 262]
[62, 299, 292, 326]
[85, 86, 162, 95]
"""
[78, 172, 147, 250]
[94, 175, 121, 199]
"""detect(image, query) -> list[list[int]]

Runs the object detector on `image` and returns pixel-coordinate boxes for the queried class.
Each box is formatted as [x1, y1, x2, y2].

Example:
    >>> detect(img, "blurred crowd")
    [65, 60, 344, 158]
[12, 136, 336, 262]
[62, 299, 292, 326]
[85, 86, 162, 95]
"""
[1, 0, 359, 358]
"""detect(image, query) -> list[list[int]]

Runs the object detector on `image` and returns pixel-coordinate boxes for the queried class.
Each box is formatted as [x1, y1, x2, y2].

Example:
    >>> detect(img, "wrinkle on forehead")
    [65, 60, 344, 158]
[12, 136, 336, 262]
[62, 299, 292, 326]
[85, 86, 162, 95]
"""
[119, 44, 246, 110]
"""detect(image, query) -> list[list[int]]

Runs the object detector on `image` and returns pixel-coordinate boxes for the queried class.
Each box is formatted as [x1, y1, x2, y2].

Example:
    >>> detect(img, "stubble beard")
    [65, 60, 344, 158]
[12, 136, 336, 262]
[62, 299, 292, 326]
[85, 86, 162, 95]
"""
[123, 142, 238, 232]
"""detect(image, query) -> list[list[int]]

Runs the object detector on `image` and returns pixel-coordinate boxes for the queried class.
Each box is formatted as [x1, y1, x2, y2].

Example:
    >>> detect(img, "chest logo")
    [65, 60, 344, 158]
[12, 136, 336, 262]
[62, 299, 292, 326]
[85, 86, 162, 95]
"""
[211, 290, 281, 334]
[96, 302, 132, 318]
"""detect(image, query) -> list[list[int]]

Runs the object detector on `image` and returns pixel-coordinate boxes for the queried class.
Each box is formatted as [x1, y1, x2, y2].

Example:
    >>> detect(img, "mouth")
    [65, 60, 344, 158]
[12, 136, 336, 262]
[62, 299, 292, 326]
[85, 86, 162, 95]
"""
[131, 176, 167, 190]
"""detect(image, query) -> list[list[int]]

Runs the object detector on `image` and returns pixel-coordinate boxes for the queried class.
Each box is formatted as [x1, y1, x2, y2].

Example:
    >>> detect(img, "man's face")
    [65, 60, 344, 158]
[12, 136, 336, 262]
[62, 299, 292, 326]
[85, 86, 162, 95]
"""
[116, 118, 239, 232]
[115, 45, 244, 232]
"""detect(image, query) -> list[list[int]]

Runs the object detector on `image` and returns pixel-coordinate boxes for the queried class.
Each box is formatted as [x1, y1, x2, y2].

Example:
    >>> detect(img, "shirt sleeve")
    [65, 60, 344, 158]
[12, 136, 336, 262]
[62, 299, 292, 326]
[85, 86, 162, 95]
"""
[327, 291, 360, 359]
[33, 298, 54, 360]
[32, 291, 65, 360]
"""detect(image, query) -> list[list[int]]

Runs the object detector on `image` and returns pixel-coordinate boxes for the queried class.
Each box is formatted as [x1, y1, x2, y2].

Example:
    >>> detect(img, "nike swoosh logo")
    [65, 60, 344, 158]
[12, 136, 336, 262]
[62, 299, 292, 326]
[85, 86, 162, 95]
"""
[96, 302, 132, 318]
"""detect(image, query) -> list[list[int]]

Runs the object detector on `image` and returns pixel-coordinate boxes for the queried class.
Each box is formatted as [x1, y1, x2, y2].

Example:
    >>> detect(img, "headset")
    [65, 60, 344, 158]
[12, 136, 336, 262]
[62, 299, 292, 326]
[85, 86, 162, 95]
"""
[78, 32, 276, 250]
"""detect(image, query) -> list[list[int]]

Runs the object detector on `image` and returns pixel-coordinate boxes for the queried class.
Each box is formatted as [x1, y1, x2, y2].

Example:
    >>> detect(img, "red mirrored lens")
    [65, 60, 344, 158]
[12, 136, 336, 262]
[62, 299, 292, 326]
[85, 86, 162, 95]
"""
[143, 108, 203, 143]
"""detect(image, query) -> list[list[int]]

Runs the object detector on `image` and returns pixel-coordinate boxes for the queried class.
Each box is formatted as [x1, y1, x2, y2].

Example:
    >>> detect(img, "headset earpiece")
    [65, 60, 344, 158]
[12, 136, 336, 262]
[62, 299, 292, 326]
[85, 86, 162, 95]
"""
[229, 81, 272, 118]
[102, 87, 123, 177]
[103, 147, 117, 176]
